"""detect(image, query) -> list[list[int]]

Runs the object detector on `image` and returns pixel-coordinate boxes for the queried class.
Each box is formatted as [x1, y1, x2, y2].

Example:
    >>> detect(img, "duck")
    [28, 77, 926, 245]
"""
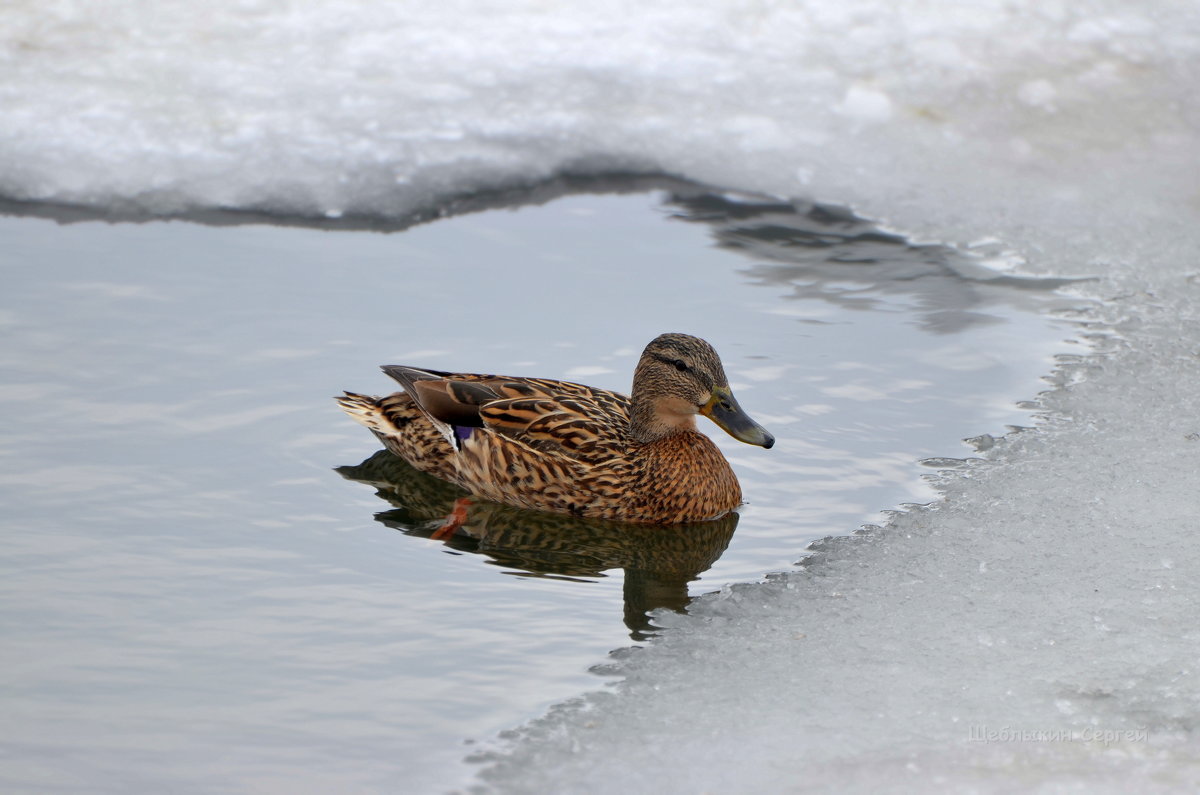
[336, 333, 774, 524]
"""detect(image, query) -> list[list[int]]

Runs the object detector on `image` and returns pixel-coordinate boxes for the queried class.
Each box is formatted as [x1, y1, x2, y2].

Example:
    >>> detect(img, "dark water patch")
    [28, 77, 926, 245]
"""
[0, 171, 694, 232]
[663, 190, 1089, 333]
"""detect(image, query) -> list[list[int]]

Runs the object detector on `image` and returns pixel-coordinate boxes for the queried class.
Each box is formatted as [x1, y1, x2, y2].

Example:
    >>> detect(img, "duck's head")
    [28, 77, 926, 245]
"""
[630, 333, 775, 449]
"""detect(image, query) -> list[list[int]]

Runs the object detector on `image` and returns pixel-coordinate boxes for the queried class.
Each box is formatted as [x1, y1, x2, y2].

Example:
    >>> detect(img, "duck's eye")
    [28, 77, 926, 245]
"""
[673, 359, 689, 372]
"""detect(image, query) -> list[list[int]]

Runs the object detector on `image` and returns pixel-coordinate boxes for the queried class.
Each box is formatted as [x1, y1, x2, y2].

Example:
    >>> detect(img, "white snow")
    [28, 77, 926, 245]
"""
[3, 0, 1200, 791]
[1, 0, 1195, 271]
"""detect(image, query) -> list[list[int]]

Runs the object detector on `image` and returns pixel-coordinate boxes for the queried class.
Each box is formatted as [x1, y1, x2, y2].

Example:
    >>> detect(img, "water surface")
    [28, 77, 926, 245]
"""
[0, 183, 1079, 792]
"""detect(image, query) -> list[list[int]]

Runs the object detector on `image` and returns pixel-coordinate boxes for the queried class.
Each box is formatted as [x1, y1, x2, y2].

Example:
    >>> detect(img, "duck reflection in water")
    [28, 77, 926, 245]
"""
[336, 450, 737, 640]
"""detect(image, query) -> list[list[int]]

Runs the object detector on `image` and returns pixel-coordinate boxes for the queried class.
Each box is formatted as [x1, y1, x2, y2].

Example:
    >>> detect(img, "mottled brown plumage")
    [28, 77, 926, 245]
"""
[336, 333, 774, 524]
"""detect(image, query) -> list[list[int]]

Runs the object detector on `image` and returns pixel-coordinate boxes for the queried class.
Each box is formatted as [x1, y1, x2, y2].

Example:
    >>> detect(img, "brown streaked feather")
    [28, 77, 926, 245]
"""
[478, 398, 619, 462]
[337, 390, 459, 481]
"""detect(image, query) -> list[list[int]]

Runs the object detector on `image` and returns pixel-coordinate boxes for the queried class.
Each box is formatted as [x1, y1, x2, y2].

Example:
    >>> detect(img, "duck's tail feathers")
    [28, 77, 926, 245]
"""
[335, 391, 407, 437]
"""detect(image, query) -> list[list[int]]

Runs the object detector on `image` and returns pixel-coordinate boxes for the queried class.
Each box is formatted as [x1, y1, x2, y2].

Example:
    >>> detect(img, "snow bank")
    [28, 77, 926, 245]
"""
[0, 1, 1196, 273]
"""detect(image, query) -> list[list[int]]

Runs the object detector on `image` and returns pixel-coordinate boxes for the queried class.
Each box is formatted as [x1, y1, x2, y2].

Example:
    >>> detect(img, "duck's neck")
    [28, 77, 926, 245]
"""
[629, 372, 699, 444]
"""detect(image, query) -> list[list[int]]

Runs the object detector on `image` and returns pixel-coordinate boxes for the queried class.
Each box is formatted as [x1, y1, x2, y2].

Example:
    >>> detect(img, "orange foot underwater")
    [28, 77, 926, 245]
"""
[430, 497, 473, 541]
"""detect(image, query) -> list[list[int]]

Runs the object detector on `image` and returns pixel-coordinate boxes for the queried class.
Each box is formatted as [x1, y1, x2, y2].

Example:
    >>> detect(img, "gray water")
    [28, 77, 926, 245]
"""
[0, 183, 1080, 793]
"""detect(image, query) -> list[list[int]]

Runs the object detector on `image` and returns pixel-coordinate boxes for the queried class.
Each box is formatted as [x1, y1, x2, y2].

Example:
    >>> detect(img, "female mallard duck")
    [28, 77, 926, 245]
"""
[336, 333, 774, 524]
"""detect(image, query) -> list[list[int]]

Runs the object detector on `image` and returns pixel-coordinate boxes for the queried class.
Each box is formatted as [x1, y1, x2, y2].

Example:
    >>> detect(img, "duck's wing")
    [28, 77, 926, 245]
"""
[381, 367, 631, 463]
[475, 395, 628, 463]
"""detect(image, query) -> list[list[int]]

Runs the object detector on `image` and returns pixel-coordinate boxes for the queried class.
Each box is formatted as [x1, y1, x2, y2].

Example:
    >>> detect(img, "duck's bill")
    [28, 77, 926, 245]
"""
[701, 386, 776, 449]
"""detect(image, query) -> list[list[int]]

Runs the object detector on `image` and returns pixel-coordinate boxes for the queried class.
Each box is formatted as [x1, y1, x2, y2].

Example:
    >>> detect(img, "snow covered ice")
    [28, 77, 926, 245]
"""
[3, 0, 1200, 791]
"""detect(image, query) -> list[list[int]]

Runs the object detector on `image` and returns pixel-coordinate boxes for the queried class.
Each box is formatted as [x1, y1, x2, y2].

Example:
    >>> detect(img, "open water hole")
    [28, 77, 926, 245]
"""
[0, 181, 1081, 792]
